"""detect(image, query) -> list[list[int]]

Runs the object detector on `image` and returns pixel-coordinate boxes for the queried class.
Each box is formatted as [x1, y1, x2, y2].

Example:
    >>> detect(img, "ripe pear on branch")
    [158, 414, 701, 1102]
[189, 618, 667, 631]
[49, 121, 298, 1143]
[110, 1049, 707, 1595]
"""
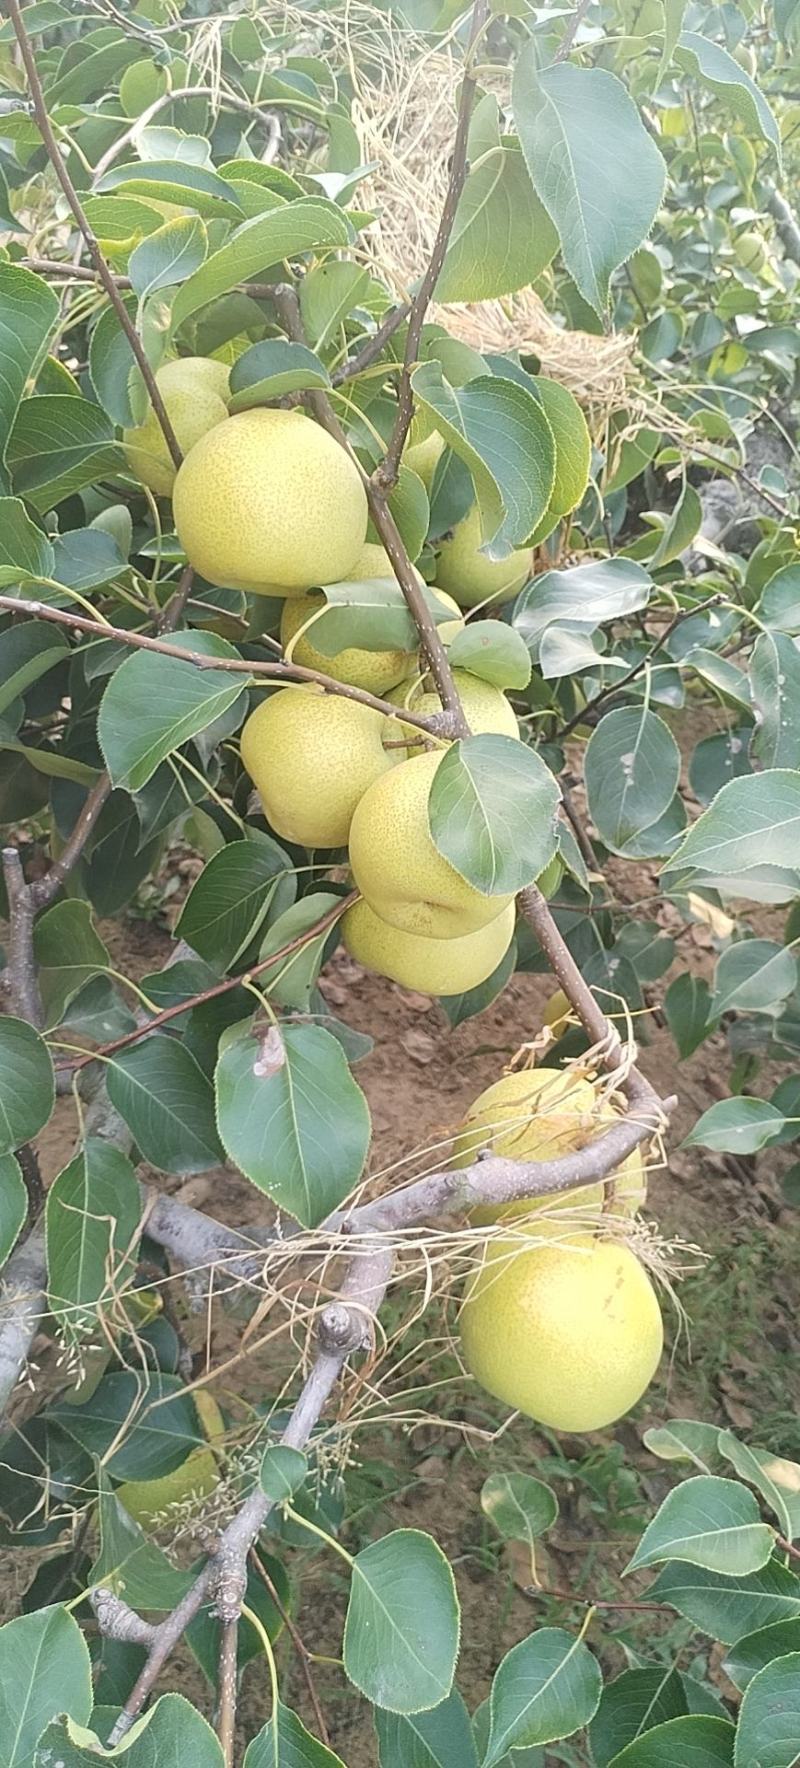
[173, 408, 368, 594]
[123, 356, 230, 496]
[434, 504, 532, 610]
[343, 898, 516, 994]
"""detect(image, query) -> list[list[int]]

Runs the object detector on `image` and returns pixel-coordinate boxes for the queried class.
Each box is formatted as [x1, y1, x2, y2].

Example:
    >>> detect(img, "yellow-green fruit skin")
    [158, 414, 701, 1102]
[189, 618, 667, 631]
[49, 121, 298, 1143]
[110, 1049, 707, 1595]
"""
[240, 686, 392, 848]
[280, 545, 417, 696]
[404, 429, 445, 490]
[123, 360, 229, 496]
[435, 505, 532, 610]
[173, 408, 368, 594]
[348, 749, 514, 938]
[460, 1226, 663, 1432]
[389, 669, 519, 758]
[453, 1067, 646, 1221]
[118, 1445, 219, 1532]
[343, 899, 515, 994]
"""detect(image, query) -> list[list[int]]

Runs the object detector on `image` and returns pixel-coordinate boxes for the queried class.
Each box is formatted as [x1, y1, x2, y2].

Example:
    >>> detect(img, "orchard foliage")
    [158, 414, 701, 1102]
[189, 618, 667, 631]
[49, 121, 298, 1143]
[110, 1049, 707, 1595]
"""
[0, 0, 799, 1760]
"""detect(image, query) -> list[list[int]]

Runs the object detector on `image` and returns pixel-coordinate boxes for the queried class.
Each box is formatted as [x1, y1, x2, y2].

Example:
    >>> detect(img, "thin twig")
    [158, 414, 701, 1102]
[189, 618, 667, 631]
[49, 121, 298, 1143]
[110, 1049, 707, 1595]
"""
[553, 602, 716, 745]
[30, 775, 112, 912]
[216, 1616, 239, 1767]
[156, 564, 195, 636]
[529, 1586, 672, 1613]
[377, 0, 489, 489]
[249, 1550, 332, 1747]
[91, 84, 282, 183]
[330, 302, 411, 386]
[54, 892, 358, 1073]
[0, 597, 442, 735]
[6, 0, 181, 468]
[554, 0, 594, 61]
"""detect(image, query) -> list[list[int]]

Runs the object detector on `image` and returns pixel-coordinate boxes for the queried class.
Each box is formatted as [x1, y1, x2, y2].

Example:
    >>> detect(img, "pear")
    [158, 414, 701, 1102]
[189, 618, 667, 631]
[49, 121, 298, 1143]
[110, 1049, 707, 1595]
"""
[343, 898, 515, 994]
[123, 356, 230, 497]
[435, 505, 531, 610]
[387, 667, 518, 758]
[452, 1066, 647, 1220]
[348, 749, 514, 938]
[404, 429, 445, 490]
[173, 408, 368, 595]
[240, 686, 392, 848]
[281, 554, 463, 696]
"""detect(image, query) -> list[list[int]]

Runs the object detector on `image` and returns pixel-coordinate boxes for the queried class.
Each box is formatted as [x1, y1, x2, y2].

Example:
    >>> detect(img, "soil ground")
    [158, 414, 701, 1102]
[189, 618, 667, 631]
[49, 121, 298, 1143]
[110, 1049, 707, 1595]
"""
[4, 882, 800, 1765]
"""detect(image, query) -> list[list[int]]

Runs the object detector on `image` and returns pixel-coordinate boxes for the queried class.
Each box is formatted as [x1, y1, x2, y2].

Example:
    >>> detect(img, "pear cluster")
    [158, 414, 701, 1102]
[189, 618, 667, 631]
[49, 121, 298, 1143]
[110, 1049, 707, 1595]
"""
[455, 1065, 663, 1432]
[125, 366, 538, 998]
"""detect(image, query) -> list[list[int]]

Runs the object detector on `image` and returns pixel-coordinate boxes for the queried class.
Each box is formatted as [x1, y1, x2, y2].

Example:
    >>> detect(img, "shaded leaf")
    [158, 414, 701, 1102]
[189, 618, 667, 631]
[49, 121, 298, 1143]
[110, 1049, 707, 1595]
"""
[0, 497, 55, 589]
[245, 1702, 346, 1768]
[176, 834, 294, 970]
[38, 1693, 223, 1765]
[480, 1473, 558, 1550]
[590, 1667, 688, 1767]
[8, 395, 118, 512]
[713, 939, 797, 1017]
[0, 263, 58, 494]
[128, 216, 208, 302]
[677, 31, 780, 158]
[90, 1476, 193, 1613]
[733, 1653, 800, 1766]
[98, 632, 246, 792]
[585, 707, 680, 852]
[52, 1371, 201, 1481]
[34, 899, 110, 1029]
[375, 1689, 478, 1768]
[0, 1018, 54, 1156]
[0, 620, 68, 718]
[0, 1154, 26, 1269]
[724, 1618, 800, 1692]
[0, 1605, 92, 1761]
[664, 974, 714, 1059]
[428, 734, 560, 896]
[410, 362, 555, 549]
[607, 1713, 735, 1765]
[106, 1035, 224, 1175]
[46, 1140, 141, 1334]
[260, 1444, 308, 1504]
[649, 1557, 800, 1644]
[750, 631, 800, 770]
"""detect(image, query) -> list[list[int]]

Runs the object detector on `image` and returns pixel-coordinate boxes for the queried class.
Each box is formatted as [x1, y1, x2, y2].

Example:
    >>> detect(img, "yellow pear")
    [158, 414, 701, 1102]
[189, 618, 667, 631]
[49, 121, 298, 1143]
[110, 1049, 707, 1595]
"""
[173, 408, 368, 594]
[460, 1222, 663, 1432]
[453, 1066, 646, 1221]
[123, 356, 230, 496]
[240, 686, 392, 848]
[543, 988, 571, 1038]
[404, 428, 445, 490]
[281, 544, 420, 696]
[387, 667, 518, 758]
[435, 505, 532, 610]
[343, 898, 515, 995]
[348, 748, 513, 938]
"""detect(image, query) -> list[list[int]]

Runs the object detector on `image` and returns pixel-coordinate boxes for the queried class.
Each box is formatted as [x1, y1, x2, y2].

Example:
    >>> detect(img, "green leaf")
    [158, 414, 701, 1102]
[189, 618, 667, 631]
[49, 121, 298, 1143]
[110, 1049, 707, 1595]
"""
[0, 263, 58, 494]
[648, 481, 702, 569]
[689, 730, 753, 808]
[758, 565, 800, 636]
[627, 1475, 775, 1576]
[375, 1689, 478, 1768]
[643, 1419, 723, 1474]
[8, 394, 118, 512]
[0, 1017, 55, 1156]
[96, 159, 244, 221]
[664, 974, 714, 1059]
[684, 1097, 786, 1156]
[245, 1701, 346, 1768]
[447, 622, 531, 689]
[299, 260, 371, 350]
[513, 559, 651, 654]
[0, 1605, 92, 1761]
[666, 771, 800, 881]
[39, 1693, 224, 1765]
[480, 1473, 558, 1550]
[607, 1714, 735, 1765]
[256, 891, 343, 1010]
[98, 632, 246, 792]
[228, 339, 331, 410]
[106, 1035, 224, 1175]
[483, 1627, 602, 1763]
[512, 54, 666, 313]
[176, 834, 294, 970]
[733, 1652, 800, 1766]
[215, 1024, 370, 1226]
[305, 579, 451, 655]
[717, 1437, 800, 1542]
[344, 1529, 459, 1714]
[677, 31, 780, 159]
[439, 938, 517, 1029]
[713, 939, 797, 1018]
[0, 161, 24, 233]
[585, 708, 681, 852]
[590, 1667, 688, 1767]
[46, 1139, 141, 1335]
[89, 298, 140, 429]
[650, 1557, 800, 1644]
[410, 362, 555, 549]
[724, 1619, 800, 1692]
[128, 215, 208, 302]
[90, 1475, 193, 1612]
[52, 1371, 201, 1480]
[437, 96, 557, 302]
[33, 899, 110, 1028]
[171, 198, 352, 328]
[0, 497, 55, 588]
[260, 1444, 308, 1504]
[428, 734, 560, 896]
[51, 527, 126, 595]
[530, 377, 591, 518]
[0, 1154, 26, 1268]
[751, 632, 800, 770]
[0, 620, 68, 718]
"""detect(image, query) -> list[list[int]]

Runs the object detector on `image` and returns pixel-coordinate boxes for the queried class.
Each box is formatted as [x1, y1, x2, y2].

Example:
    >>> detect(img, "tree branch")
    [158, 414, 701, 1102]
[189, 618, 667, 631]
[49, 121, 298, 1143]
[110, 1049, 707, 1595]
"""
[2, 847, 43, 1023]
[29, 776, 112, 913]
[376, 0, 490, 490]
[216, 1616, 239, 1768]
[0, 597, 444, 735]
[5, 0, 182, 470]
[552, 601, 721, 745]
[330, 302, 411, 387]
[554, 0, 594, 61]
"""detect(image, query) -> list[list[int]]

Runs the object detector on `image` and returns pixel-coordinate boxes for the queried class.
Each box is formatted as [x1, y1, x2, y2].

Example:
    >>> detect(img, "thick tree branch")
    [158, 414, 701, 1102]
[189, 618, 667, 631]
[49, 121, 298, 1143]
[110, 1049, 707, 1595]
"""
[2, 847, 43, 1023]
[376, 0, 490, 489]
[216, 1616, 239, 1767]
[330, 302, 411, 386]
[5, 0, 182, 470]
